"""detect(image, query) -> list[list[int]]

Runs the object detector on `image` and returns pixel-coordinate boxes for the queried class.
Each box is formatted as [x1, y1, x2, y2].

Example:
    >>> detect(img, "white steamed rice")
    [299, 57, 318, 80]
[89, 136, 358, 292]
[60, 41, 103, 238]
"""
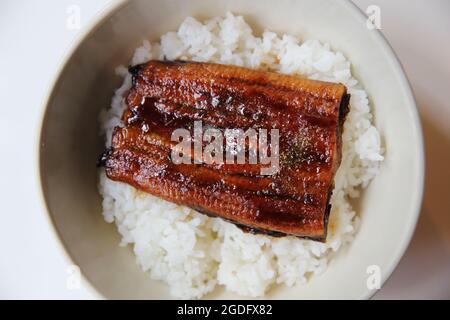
[98, 12, 384, 299]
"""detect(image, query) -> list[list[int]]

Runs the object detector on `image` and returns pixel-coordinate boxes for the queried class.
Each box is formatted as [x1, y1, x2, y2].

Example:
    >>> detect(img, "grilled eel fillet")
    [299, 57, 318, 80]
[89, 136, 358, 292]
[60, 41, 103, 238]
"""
[101, 60, 350, 241]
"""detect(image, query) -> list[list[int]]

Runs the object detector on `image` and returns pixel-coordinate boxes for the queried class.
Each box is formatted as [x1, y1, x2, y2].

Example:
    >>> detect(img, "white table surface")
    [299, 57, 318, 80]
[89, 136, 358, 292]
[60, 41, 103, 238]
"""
[0, 0, 449, 299]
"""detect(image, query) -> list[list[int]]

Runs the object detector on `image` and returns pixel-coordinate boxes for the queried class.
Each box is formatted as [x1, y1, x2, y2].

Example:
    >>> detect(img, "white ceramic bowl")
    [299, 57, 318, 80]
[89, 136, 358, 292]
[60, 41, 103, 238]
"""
[38, 0, 424, 299]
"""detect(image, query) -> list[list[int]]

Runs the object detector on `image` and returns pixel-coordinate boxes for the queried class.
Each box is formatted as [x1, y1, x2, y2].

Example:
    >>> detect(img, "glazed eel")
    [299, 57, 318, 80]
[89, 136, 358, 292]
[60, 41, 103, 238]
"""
[100, 60, 350, 241]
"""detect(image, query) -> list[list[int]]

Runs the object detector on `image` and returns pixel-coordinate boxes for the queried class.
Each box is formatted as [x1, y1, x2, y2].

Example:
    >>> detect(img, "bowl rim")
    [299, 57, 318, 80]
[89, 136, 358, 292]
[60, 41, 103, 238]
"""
[36, 0, 424, 300]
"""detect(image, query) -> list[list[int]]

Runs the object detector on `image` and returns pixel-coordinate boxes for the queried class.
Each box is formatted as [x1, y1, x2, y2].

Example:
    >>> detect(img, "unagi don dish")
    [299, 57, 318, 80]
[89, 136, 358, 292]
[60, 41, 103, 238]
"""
[102, 60, 350, 240]
[98, 13, 383, 299]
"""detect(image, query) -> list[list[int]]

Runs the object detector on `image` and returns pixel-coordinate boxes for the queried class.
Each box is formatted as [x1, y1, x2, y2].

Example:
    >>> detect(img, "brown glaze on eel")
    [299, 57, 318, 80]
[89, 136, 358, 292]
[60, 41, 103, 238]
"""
[102, 60, 350, 241]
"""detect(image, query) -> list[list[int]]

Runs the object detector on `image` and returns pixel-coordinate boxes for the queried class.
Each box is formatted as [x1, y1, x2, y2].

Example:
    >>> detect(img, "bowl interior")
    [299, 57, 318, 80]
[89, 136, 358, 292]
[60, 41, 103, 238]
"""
[39, 0, 423, 299]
